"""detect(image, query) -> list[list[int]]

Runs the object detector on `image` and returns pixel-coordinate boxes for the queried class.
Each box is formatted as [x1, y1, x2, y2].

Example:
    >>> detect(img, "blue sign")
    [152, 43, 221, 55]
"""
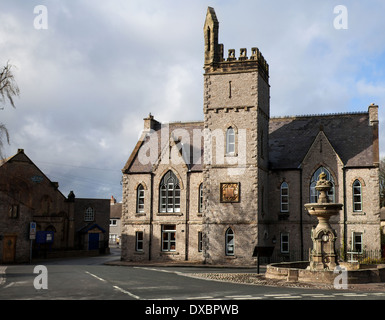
[36, 231, 54, 244]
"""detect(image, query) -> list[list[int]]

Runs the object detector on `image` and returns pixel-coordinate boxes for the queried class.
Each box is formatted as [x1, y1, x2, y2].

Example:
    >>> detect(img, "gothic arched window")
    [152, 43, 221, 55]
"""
[310, 167, 335, 203]
[226, 127, 235, 154]
[353, 180, 362, 212]
[159, 171, 181, 213]
[225, 228, 234, 256]
[198, 183, 203, 213]
[136, 184, 145, 213]
[84, 207, 94, 221]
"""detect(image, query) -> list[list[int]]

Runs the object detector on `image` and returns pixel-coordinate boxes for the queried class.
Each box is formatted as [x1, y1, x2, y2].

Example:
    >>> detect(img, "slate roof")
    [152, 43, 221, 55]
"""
[110, 202, 122, 219]
[123, 121, 204, 173]
[124, 111, 375, 173]
[269, 112, 374, 169]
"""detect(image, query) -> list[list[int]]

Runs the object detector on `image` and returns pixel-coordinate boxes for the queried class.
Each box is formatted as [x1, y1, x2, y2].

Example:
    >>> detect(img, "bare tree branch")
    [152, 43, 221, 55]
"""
[0, 61, 20, 159]
[0, 61, 20, 109]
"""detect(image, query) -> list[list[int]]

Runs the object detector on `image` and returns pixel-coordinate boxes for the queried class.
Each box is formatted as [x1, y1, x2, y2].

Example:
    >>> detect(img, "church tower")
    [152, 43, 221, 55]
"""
[202, 7, 270, 265]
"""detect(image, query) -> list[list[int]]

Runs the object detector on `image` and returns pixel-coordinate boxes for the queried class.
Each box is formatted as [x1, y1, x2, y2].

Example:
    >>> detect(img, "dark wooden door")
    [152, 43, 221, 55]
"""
[3, 235, 17, 263]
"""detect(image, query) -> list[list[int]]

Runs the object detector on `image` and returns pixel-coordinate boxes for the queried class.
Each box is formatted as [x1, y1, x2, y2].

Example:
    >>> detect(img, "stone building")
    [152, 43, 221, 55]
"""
[0, 149, 110, 263]
[121, 7, 381, 265]
[109, 196, 122, 245]
[74, 197, 110, 252]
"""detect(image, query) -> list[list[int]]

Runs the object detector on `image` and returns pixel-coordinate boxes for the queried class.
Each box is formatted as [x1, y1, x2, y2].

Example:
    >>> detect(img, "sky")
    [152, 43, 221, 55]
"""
[1, 1, 384, 202]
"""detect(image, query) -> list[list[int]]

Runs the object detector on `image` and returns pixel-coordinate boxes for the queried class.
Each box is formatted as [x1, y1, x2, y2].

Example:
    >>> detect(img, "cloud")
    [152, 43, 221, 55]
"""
[1, 0, 385, 201]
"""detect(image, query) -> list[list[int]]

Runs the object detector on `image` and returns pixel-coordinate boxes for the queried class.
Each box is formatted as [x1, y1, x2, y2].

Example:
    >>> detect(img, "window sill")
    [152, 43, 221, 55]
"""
[160, 251, 179, 256]
[135, 213, 146, 217]
[157, 212, 183, 216]
[134, 251, 145, 255]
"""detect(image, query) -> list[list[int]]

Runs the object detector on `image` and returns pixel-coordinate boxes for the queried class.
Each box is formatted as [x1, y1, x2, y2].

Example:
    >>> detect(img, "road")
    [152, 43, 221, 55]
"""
[1, 248, 385, 302]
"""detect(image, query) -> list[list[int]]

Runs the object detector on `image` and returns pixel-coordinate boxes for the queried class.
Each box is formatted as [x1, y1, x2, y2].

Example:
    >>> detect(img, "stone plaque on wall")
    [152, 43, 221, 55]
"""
[220, 183, 240, 203]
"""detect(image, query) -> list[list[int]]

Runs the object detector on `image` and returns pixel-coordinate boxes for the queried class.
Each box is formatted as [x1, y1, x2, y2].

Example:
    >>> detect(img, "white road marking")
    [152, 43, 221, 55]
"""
[302, 294, 336, 298]
[225, 295, 252, 298]
[133, 267, 177, 274]
[274, 295, 303, 299]
[85, 271, 106, 282]
[113, 285, 140, 299]
[341, 293, 368, 297]
[233, 296, 265, 300]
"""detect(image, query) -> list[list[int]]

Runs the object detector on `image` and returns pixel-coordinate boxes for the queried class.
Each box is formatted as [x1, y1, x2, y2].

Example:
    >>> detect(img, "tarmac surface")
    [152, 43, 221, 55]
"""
[105, 258, 385, 292]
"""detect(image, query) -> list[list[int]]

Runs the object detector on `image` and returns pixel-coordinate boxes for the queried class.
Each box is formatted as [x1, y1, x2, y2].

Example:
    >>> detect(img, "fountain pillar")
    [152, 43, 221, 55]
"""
[304, 172, 343, 271]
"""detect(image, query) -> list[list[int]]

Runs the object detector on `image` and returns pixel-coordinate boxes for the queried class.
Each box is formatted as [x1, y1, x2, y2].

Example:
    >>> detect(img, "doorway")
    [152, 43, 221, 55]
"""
[2, 235, 17, 263]
[88, 233, 99, 250]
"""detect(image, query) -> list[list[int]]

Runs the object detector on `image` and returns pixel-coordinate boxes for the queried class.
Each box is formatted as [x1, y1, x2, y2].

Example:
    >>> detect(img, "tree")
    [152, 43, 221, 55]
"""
[380, 157, 385, 208]
[0, 61, 20, 158]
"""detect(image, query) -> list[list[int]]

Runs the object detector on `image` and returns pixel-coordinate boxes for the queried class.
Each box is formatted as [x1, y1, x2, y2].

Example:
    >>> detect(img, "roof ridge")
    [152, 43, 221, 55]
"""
[166, 120, 204, 125]
[271, 111, 367, 120]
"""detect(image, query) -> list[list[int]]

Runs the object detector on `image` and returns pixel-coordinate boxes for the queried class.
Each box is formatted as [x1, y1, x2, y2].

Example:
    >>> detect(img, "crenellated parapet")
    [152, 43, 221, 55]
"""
[203, 8, 268, 80]
[205, 46, 269, 81]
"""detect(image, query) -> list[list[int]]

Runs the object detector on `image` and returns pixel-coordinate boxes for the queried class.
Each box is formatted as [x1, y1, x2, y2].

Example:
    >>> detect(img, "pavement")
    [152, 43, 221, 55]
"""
[105, 258, 385, 292]
[105, 258, 259, 269]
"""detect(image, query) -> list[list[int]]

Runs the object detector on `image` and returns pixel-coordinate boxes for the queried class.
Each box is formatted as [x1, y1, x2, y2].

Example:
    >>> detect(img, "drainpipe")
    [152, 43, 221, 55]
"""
[185, 171, 191, 261]
[149, 173, 154, 261]
[343, 166, 347, 260]
[300, 168, 304, 260]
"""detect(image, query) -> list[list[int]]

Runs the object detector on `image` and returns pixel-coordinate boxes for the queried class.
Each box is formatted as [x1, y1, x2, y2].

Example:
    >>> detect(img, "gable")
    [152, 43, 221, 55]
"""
[123, 121, 204, 174]
[0, 149, 67, 201]
[269, 112, 374, 169]
[301, 130, 343, 168]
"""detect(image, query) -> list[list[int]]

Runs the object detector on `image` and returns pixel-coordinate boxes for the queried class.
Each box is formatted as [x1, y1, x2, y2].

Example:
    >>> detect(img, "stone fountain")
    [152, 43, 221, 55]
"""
[304, 171, 343, 271]
[265, 172, 385, 285]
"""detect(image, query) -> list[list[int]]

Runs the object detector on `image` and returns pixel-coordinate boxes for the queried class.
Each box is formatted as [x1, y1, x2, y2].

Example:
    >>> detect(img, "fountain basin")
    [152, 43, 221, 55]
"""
[265, 261, 385, 284]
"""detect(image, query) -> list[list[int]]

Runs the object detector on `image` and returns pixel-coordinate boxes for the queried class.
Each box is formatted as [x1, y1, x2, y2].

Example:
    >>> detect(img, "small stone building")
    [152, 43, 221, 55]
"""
[0, 149, 110, 263]
[109, 196, 122, 245]
[121, 7, 381, 265]
[74, 198, 110, 252]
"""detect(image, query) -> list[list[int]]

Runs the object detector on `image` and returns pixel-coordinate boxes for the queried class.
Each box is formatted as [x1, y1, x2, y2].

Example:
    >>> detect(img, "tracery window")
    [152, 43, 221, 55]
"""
[159, 171, 181, 213]
[310, 167, 335, 203]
